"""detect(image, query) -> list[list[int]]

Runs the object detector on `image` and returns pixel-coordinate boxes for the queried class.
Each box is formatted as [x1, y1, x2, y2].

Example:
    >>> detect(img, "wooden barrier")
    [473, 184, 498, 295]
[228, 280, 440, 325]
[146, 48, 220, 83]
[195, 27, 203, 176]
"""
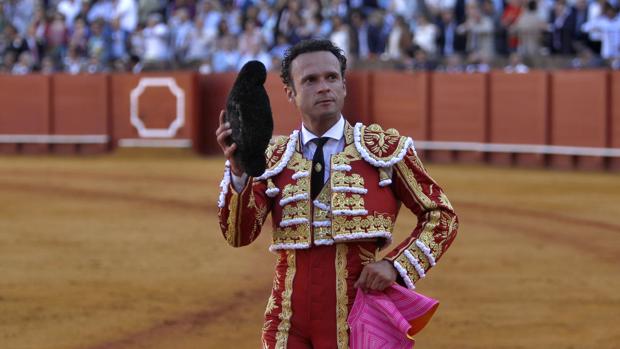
[0, 75, 51, 154]
[109, 72, 197, 149]
[489, 71, 548, 167]
[430, 73, 488, 163]
[370, 71, 429, 141]
[51, 74, 110, 154]
[611, 71, 620, 171]
[550, 71, 608, 170]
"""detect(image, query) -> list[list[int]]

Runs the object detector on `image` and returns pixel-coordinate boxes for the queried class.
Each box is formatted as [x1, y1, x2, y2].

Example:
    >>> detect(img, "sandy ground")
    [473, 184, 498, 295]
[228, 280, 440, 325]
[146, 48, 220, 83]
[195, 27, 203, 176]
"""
[0, 150, 618, 349]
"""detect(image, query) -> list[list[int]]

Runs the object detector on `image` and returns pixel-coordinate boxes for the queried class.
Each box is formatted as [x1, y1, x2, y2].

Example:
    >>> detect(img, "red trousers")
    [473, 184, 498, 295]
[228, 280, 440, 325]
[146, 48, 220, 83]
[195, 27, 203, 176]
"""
[262, 242, 378, 349]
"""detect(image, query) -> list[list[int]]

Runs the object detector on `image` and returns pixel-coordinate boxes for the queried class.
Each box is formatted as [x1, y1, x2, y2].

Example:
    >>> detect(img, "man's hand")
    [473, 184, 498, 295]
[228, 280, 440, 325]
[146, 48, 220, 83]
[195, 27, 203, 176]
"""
[354, 259, 397, 292]
[215, 110, 243, 176]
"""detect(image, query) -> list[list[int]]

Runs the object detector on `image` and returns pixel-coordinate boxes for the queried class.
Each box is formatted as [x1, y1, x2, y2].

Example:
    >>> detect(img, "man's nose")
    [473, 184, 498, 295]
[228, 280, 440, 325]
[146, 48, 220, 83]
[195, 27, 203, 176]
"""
[317, 78, 331, 93]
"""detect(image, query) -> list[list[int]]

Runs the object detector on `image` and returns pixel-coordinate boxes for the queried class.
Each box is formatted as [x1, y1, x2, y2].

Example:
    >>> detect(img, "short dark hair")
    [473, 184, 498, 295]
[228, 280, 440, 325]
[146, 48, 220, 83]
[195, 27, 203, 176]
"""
[280, 39, 347, 89]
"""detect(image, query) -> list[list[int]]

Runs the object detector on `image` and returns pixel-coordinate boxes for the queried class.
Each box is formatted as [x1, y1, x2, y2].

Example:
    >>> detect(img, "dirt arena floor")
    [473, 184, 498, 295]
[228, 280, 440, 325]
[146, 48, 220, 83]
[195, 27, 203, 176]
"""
[0, 150, 618, 349]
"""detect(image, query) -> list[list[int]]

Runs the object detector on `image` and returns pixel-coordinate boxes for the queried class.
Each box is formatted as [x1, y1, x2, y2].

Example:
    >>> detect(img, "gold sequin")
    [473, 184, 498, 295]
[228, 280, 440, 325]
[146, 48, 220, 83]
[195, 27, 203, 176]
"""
[335, 244, 349, 349]
[275, 250, 296, 348]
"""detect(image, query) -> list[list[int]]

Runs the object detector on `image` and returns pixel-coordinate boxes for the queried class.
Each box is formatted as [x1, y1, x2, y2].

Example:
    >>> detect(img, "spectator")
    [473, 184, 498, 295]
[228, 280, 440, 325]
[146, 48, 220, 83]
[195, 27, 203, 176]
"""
[87, 18, 109, 64]
[211, 34, 239, 72]
[138, 0, 166, 25]
[170, 7, 194, 64]
[238, 19, 264, 56]
[1, 51, 17, 73]
[109, 18, 129, 63]
[69, 17, 89, 57]
[465, 51, 491, 72]
[412, 48, 437, 70]
[197, 0, 222, 39]
[141, 13, 170, 70]
[549, 0, 575, 55]
[3, 24, 29, 61]
[570, 0, 590, 49]
[57, 0, 82, 29]
[330, 16, 351, 58]
[3, 0, 37, 35]
[63, 44, 86, 73]
[237, 42, 272, 71]
[350, 10, 372, 59]
[184, 17, 213, 66]
[24, 24, 44, 68]
[582, 2, 620, 61]
[414, 14, 439, 55]
[384, 15, 413, 60]
[88, 0, 115, 23]
[504, 52, 530, 72]
[426, 0, 457, 19]
[458, 2, 495, 60]
[113, 0, 138, 33]
[569, 47, 604, 68]
[512, 0, 547, 63]
[40, 56, 56, 74]
[11, 51, 34, 75]
[45, 12, 70, 66]
[436, 9, 464, 57]
[440, 53, 465, 72]
[501, 0, 523, 53]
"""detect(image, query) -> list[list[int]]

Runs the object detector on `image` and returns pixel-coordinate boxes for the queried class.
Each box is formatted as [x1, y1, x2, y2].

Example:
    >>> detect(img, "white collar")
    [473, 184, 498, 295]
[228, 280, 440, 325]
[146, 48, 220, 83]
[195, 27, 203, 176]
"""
[300, 116, 345, 146]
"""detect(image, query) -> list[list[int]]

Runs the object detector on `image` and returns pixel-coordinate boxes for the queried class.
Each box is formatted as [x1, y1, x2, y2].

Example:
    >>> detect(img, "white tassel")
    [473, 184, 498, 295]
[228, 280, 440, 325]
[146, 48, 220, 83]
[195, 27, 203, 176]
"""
[404, 250, 426, 278]
[256, 130, 299, 181]
[333, 231, 392, 241]
[415, 240, 436, 266]
[217, 161, 231, 208]
[332, 164, 352, 171]
[332, 186, 368, 194]
[269, 242, 310, 252]
[292, 171, 309, 180]
[279, 218, 309, 227]
[332, 209, 368, 216]
[312, 220, 331, 227]
[279, 193, 309, 206]
[353, 123, 414, 168]
[394, 261, 415, 290]
[314, 239, 334, 246]
[313, 200, 330, 211]
[379, 179, 392, 187]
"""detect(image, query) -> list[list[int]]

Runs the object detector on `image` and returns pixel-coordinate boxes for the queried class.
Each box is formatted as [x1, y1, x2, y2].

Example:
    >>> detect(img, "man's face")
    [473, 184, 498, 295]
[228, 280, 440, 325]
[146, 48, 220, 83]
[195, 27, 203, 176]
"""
[285, 51, 346, 123]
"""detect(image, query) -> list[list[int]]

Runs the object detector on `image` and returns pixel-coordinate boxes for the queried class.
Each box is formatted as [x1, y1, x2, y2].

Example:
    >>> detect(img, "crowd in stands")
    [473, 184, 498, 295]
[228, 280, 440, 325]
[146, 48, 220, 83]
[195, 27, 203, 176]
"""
[1, 0, 619, 75]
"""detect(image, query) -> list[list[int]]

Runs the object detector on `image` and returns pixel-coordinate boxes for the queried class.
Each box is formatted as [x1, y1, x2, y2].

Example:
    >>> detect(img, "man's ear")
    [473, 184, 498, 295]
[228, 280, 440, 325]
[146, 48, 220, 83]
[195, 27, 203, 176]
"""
[342, 78, 347, 97]
[284, 85, 296, 104]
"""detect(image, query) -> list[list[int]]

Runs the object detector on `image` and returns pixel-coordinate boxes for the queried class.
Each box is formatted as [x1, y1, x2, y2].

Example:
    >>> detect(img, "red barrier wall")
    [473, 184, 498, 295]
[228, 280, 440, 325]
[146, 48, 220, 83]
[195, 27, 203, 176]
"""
[110, 72, 197, 149]
[51, 74, 109, 154]
[0, 75, 51, 153]
[431, 73, 487, 162]
[550, 71, 608, 170]
[489, 71, 548, 166]
[370, 71, 429, 141]
[611, 71, 620, 170]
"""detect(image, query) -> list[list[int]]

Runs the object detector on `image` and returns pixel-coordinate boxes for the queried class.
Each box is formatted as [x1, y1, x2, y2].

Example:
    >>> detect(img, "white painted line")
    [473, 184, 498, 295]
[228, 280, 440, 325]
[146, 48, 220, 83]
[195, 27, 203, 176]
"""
[415, 141, 620, 157]
[118, 138, 192, 148]
[0, 134, 109, 144]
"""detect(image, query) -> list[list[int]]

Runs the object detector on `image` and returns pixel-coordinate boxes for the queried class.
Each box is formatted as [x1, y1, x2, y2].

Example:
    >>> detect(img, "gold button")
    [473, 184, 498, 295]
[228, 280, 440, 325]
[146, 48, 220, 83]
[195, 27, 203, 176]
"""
[315, 163, 322, 172]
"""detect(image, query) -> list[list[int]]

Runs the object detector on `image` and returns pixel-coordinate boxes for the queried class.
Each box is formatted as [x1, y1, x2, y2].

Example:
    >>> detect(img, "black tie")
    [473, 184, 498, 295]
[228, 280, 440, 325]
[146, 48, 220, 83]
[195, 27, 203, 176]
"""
[311, 137, 329, 200]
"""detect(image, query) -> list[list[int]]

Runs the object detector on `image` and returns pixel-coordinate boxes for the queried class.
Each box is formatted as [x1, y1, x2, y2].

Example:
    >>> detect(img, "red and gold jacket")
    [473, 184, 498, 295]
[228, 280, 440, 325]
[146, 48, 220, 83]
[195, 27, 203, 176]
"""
[217, 121, 458, 289]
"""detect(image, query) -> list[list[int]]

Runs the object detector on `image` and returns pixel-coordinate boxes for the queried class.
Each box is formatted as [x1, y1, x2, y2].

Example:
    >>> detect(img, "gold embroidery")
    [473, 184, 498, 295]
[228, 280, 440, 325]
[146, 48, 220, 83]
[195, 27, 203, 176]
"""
[275, 250, 296, 348]
[417, 209, 443, 257]
[360, 124, 408, 161]
[359, 246, 376, 265]
[394, 160, 437, 210]
[282, 177, 309, 199]
[276, 223, 310, 244]
[265, 293, 278, 316]
[439, 192, 454, 211]
[248, 189, 257, 209]
[226, 194, 239, 246]
[335, 244, 349, 349]
[332, 193, 365, 211]
[332, 172, 365, 188]
[282, 201, 310, 221]
[287, 152, 312, 172]
[331, 213, 394, 235]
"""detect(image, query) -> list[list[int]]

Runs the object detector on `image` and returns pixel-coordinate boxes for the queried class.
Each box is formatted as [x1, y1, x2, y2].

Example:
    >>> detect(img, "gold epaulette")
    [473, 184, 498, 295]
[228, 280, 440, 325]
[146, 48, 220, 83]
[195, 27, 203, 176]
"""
[353, 123, 413, 168]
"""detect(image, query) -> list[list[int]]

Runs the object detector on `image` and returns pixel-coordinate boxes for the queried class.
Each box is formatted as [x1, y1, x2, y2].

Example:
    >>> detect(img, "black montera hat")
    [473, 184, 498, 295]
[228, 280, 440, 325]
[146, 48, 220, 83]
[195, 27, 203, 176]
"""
[225, 60, 274, 177]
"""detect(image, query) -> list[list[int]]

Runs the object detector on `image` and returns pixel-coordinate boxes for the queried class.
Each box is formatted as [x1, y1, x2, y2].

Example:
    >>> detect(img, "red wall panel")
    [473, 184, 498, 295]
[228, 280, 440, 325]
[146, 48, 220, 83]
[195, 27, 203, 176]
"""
[610, 71, 620, 170]
[489, 71, 548, 166]
[110, 72, 197, 148]
[371, 71, 429, 141]
[551, 71, 607, 169]
[431, 73, 487, 162]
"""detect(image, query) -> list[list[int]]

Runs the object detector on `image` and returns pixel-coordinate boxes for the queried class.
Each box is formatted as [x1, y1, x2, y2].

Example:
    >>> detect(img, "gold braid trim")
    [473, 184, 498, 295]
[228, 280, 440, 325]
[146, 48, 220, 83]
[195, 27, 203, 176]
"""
[335, 244, 349, 349]
[394, 160, 438, 210]
[275, 250, 296, 349]
[226, 193, 239, 246]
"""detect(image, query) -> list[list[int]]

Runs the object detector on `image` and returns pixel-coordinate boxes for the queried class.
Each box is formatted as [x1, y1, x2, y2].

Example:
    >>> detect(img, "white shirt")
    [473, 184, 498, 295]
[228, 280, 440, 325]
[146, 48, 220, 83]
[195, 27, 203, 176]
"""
[231, 116, 346, 192]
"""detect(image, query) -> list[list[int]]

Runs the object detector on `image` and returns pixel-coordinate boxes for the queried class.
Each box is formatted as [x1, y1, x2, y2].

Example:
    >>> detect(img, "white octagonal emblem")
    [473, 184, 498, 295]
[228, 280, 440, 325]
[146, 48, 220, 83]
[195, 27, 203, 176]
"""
[129, 77, 186, 138]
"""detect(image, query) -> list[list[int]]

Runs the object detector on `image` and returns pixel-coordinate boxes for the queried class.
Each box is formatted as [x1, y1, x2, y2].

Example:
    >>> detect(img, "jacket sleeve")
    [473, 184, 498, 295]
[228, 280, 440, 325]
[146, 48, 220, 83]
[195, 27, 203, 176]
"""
[383, 148, 459, 289]
[217, 161, 273, 247]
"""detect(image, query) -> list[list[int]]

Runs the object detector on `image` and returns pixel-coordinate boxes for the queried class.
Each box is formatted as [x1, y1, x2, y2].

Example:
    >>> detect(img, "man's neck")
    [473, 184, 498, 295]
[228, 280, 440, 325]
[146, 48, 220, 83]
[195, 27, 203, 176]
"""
[302, 115, 340, 136]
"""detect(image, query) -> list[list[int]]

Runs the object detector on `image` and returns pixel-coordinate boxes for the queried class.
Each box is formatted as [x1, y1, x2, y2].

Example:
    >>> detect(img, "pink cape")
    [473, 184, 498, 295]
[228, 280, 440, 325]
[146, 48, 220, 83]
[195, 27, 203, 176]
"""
[347, 284, 439, 349]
